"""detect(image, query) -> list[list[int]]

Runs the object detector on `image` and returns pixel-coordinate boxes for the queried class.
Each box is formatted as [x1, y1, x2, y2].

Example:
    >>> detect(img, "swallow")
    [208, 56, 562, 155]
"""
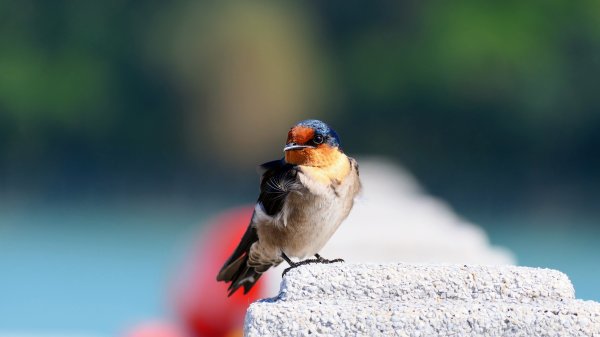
[216, 119, 361, 296]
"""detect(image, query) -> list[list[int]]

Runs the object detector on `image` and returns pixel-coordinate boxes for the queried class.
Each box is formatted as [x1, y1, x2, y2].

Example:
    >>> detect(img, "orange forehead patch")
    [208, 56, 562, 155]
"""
[287, 126, 315, 145]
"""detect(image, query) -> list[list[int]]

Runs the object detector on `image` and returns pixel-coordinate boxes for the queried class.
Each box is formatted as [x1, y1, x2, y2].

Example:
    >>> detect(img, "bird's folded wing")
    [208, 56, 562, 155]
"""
[257, 159, 299, 216]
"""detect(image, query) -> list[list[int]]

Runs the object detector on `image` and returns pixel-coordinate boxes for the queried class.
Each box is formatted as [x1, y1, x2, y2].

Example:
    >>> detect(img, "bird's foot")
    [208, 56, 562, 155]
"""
[281, 254, 346, 276]
[282, 258, 322, 276]
[314, 253, 345, 264]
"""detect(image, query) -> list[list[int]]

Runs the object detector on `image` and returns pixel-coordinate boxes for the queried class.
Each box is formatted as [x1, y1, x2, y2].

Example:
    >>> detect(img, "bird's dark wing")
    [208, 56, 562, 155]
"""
[257, 158, 284, 175]
[216, 223, 258, 281]
[216, 159, 298, 296]
[216, 222, 261, 296]
[257, 159, 299, 216]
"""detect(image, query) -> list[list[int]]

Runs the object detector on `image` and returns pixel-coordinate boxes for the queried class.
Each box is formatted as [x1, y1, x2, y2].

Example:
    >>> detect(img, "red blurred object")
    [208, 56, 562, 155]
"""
[123, 321, 185, 337]
[176, 206, 265, 337]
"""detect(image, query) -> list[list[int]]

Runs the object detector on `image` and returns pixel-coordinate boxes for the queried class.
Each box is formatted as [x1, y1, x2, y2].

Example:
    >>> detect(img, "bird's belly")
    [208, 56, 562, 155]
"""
[276, 192, 350, 258]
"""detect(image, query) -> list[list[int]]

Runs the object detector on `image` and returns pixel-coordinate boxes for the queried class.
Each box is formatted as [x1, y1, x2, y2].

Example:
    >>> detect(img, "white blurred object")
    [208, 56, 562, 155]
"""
[322, 157, 514, 265]
[266, 157, 514, 293]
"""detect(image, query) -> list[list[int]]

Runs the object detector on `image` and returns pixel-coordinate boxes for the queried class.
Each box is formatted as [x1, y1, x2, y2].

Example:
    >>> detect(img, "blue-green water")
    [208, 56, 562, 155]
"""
[0, 203, 598, 335]
[0, 202, 212, 335]
[478, 214, 600, 302]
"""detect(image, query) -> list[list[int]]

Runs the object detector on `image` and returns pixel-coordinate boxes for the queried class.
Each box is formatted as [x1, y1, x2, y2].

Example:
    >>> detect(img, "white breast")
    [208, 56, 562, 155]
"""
[277, 164, 360, 258]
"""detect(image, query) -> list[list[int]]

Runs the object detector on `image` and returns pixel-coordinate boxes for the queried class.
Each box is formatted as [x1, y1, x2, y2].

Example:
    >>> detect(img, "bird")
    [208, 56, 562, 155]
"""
[216, 119, 361, 296]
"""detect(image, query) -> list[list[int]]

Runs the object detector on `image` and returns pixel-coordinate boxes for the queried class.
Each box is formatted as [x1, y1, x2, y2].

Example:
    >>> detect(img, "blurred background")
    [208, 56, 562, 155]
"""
[1, 0, 599, 336]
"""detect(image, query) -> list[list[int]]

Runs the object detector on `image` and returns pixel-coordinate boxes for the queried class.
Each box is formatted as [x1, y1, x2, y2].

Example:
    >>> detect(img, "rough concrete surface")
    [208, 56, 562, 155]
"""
[245, 263, 600, 336]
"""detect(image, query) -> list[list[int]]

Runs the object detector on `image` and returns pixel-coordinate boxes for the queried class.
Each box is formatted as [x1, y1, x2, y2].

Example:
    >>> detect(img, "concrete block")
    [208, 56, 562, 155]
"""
[245, 263, 600, 336]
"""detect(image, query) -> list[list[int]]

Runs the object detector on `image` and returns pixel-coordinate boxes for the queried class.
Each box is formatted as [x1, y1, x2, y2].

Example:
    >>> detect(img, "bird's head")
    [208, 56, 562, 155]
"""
[284, 119, 342, 167]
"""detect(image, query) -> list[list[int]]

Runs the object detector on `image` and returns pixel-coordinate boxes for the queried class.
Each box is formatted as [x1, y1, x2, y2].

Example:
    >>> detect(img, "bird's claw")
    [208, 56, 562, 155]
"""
[282, 258, 319, 276]
[281, 257, 345, 276]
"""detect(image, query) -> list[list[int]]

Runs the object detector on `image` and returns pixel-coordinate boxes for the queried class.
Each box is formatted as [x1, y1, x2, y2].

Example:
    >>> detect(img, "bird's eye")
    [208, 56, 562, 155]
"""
[313, 135, 324, 144]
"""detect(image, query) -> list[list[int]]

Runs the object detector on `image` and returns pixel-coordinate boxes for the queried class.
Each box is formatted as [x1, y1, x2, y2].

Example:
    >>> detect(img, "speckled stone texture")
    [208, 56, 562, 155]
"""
[244, 264, 600, 336]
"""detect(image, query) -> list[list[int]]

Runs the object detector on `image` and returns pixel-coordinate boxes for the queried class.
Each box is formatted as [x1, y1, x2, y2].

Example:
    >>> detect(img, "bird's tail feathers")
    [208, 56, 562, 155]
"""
[225, 257, 264, 296]
[218, 252, 268, 296]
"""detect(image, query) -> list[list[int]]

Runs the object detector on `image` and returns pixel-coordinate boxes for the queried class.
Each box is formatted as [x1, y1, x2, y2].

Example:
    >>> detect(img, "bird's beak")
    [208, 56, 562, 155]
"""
[284, 143, 314, 152]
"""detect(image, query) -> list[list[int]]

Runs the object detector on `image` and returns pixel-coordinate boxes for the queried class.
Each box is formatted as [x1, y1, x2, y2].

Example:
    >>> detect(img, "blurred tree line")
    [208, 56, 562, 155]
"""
[1, 1, 599, 214]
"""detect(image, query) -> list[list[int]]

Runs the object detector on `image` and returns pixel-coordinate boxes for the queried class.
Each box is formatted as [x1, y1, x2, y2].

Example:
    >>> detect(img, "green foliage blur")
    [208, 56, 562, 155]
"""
[1, 1, 599, 213]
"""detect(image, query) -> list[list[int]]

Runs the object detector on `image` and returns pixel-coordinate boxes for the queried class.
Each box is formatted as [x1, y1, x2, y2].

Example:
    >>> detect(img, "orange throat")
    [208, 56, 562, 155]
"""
[285, 146, 351, 183]
[284, 144, 339, 166]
